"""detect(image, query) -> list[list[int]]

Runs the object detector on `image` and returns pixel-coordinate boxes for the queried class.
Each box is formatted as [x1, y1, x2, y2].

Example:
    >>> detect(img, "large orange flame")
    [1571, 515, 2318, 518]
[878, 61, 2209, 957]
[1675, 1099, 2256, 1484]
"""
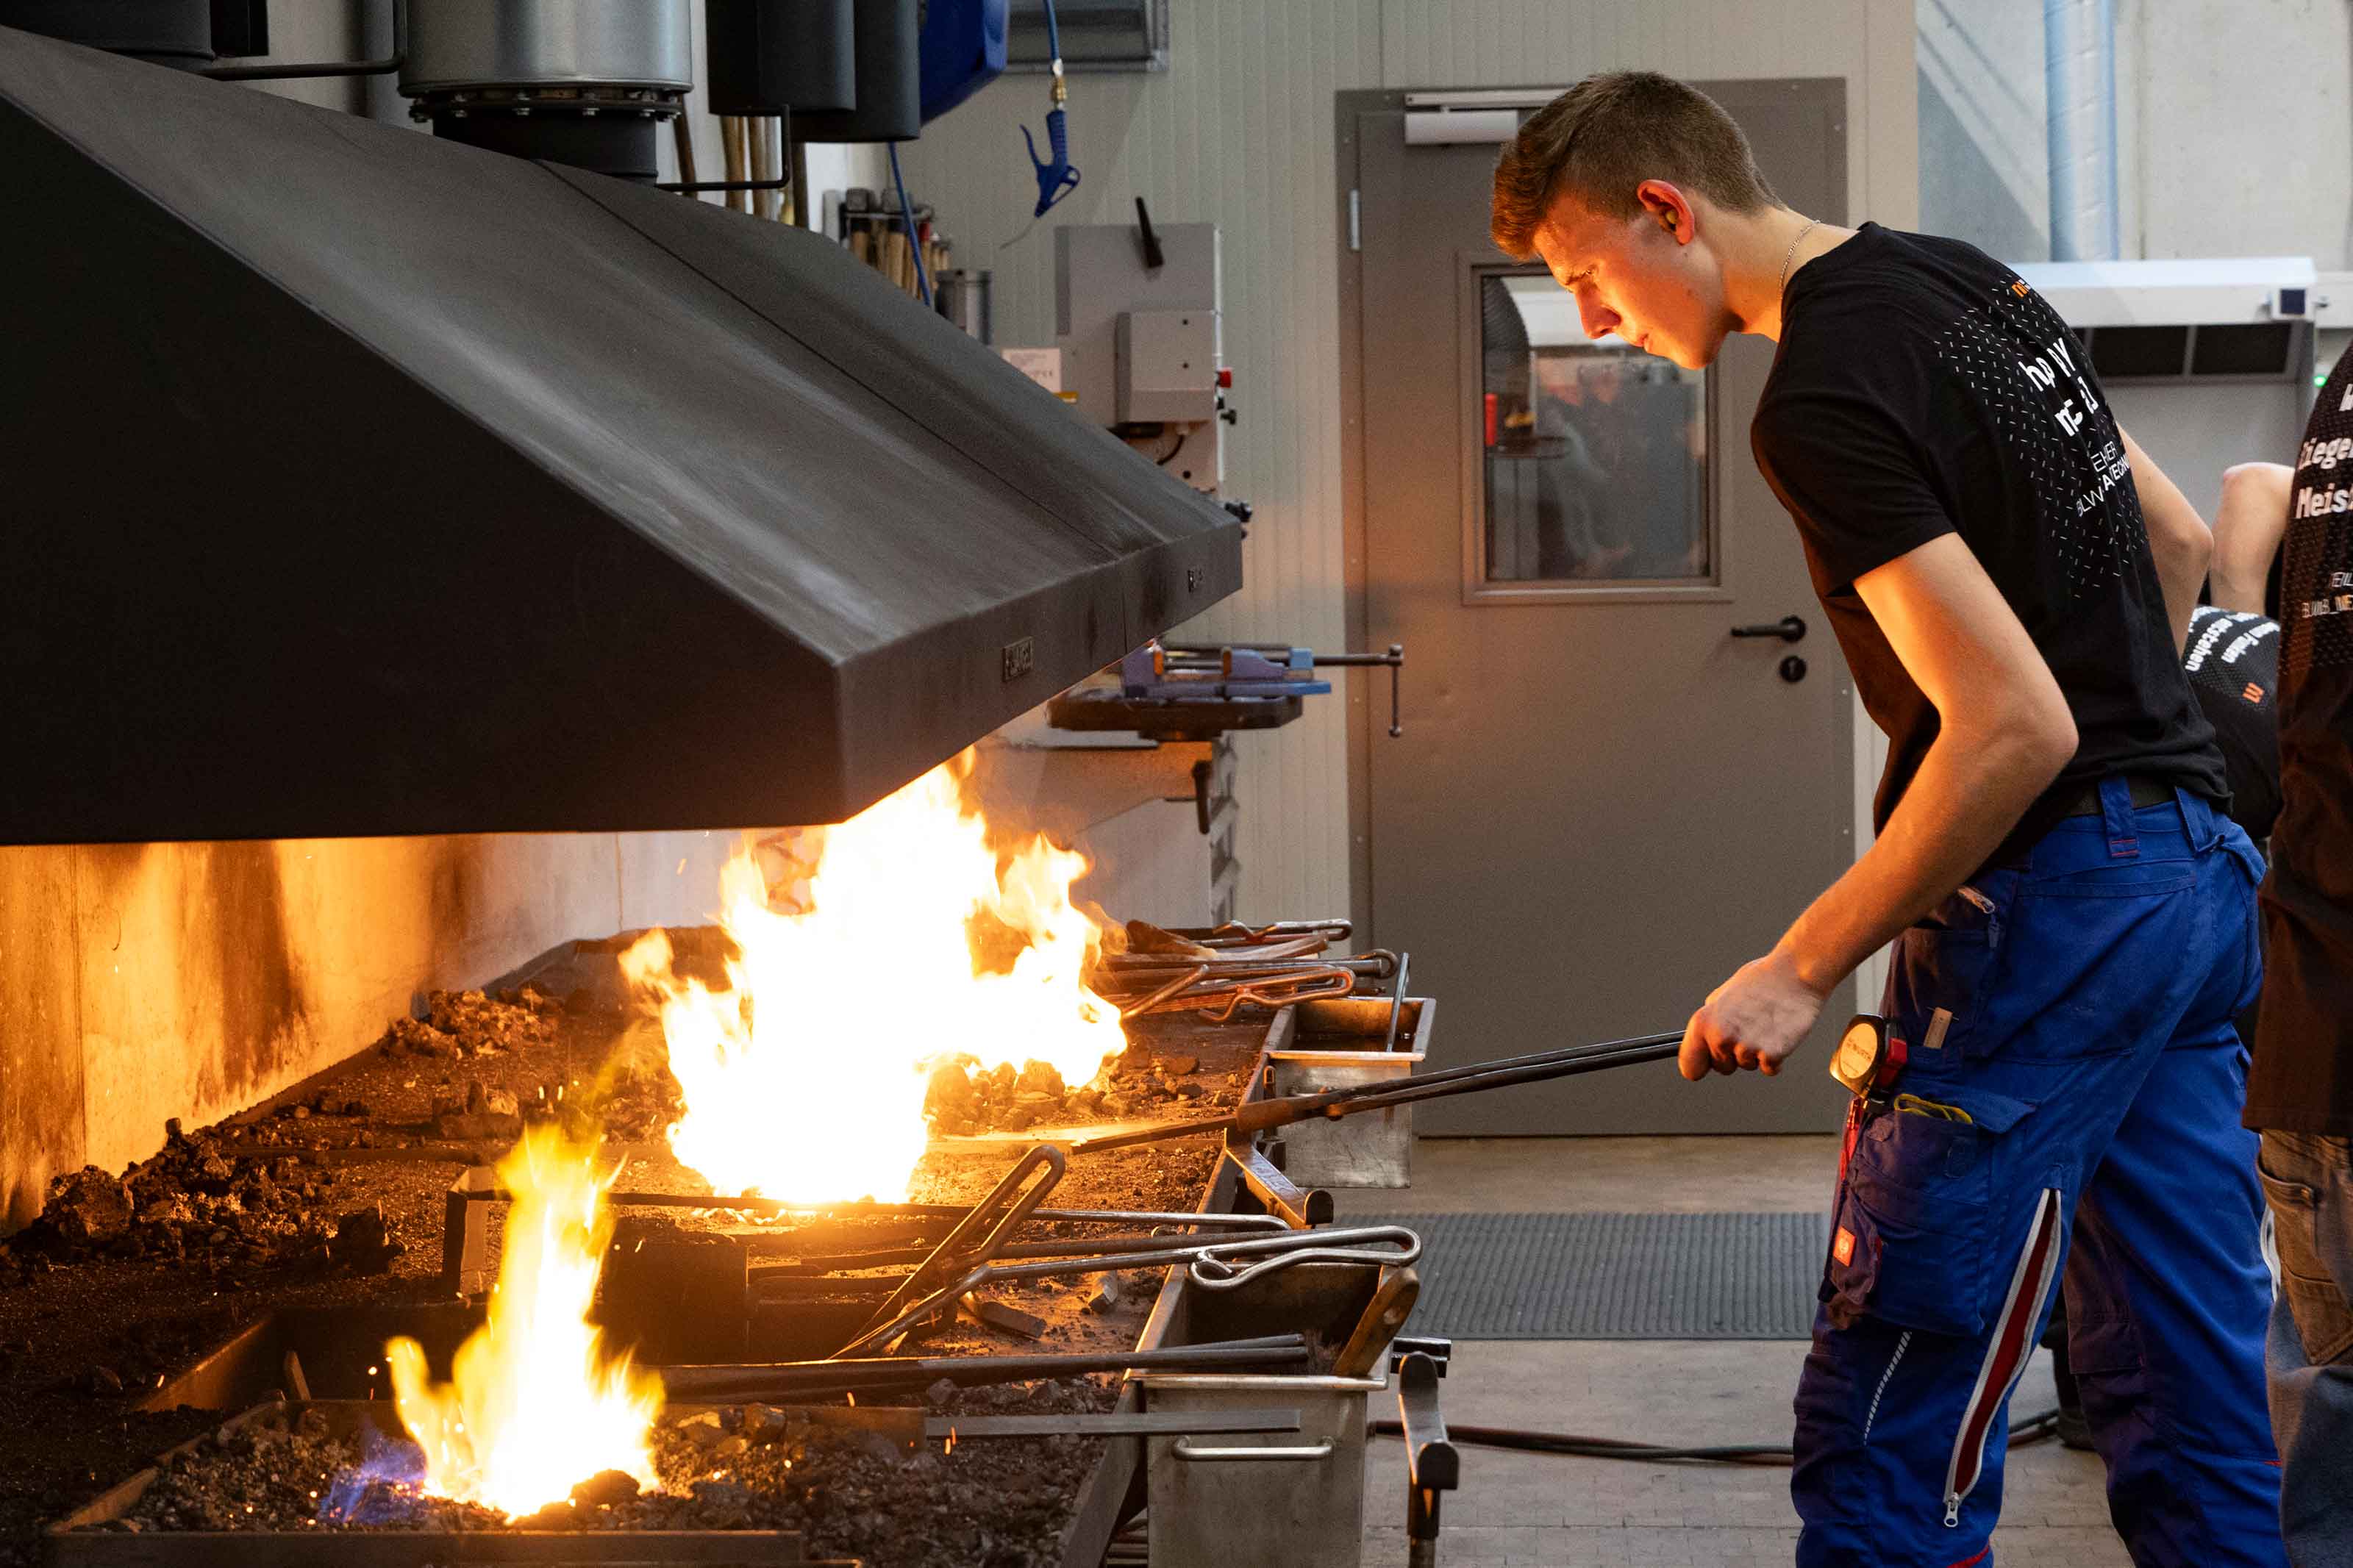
[623, 755, 1126, 1203]
[385, 1125, 663, 1517]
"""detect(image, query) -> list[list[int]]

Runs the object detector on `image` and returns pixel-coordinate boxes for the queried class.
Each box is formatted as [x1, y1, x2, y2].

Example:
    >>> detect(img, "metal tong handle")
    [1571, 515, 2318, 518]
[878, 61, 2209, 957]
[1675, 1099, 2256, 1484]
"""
[840, 1142, 1065, 1353]
[837, 1227, 1424, 1354]
[1185, 1225, 1423, 1292]
[1197, 967, 1357, 1023]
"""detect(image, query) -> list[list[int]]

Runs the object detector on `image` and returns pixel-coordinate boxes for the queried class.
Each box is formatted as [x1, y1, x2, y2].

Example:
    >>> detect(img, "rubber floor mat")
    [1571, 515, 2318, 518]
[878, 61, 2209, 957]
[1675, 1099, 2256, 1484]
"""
[1351, 1211, 1830, 1339]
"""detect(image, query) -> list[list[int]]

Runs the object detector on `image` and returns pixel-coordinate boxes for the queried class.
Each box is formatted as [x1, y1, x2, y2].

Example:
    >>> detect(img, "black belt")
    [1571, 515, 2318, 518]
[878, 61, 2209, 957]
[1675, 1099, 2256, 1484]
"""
[2058, 774, 2179, 817]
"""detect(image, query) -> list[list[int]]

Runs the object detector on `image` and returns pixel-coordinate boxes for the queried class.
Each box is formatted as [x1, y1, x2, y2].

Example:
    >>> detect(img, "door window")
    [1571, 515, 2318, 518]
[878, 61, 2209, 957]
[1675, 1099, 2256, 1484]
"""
[1478, 273, 1711, 587]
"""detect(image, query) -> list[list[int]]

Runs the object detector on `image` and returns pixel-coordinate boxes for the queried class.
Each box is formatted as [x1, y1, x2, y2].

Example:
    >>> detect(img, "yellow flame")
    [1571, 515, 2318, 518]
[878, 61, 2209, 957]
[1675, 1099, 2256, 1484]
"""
[624, 755, 1126, 1203]
[385, 1125, 663, 1517]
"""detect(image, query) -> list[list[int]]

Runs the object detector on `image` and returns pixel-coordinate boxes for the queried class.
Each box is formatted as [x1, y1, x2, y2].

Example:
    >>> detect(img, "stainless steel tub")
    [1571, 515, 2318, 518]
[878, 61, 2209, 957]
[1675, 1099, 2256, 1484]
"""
[1265, 997, 1432, 1187]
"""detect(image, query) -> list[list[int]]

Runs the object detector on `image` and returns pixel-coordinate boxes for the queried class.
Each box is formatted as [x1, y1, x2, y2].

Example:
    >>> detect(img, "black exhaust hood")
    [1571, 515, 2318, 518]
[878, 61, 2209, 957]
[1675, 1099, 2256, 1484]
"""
[0, 26, 1240, 844]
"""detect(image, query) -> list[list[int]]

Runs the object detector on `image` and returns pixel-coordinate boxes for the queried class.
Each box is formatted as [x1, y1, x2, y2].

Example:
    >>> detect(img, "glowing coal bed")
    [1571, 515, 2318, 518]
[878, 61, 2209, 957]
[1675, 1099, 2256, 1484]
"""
[102, 1381, 1113, 1564]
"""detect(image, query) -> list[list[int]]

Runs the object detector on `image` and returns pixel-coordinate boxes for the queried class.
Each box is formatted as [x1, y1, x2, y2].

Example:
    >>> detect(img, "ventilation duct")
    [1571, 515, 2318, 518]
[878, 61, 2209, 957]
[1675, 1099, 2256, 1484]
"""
[0, 26, 1240, 843]
[2043, 0, 2119, 262]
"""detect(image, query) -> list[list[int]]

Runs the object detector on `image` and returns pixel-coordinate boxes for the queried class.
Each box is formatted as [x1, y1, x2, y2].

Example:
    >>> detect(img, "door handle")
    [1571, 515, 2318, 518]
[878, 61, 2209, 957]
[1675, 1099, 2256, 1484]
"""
[1729, 615, 1806, 643]
[1174, 1438, 1338, 1463]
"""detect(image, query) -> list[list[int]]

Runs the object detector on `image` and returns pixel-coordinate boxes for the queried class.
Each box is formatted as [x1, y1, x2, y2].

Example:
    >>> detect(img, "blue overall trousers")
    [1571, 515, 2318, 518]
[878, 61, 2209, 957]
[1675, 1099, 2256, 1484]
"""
[1792, 780, 2282, 1567]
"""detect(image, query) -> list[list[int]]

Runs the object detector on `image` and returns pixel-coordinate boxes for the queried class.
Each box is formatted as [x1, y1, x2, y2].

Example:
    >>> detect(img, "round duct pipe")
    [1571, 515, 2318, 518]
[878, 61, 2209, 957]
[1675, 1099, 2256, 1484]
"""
[705, 0, 855, 118]
[788, 0, 921, 144]
[0, 0, 214, 65]
[2043, 0, 2119, 262]
[399, 0, 693, 182]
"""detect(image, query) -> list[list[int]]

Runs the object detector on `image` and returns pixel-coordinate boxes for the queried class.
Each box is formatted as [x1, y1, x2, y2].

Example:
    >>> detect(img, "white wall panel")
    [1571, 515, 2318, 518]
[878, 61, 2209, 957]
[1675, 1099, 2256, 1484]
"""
[898, 0, 1915, 923]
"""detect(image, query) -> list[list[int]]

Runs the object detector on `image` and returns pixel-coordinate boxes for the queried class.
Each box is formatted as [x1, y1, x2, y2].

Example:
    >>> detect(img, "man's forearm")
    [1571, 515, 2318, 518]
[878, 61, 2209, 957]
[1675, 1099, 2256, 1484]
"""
[1769, 721, 2069, 995]
[2212, 462, 2293, 615]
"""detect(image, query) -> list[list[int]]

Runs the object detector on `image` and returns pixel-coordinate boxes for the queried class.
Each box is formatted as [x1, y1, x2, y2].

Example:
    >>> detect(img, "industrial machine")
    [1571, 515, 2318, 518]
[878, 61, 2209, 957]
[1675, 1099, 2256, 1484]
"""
[1049, 205, 1233, 495]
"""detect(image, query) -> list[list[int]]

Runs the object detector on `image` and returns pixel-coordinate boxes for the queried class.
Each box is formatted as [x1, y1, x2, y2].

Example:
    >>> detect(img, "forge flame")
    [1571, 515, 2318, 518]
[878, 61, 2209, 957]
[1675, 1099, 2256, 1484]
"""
[623, 754, 1127, 1203]
[385, 1125, 662, 1518]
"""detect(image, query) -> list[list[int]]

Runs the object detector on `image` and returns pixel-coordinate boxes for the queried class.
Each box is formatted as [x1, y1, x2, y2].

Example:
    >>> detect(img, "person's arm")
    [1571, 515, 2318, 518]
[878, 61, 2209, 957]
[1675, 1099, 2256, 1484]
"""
[2118, 429, 2212, 655]
[1679, 531, 2076, 1077]
[2211, 461, 2293, 615]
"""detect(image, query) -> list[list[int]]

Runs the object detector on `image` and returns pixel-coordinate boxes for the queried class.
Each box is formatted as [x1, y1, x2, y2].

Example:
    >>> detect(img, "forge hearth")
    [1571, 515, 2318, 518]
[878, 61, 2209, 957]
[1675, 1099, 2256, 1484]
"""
[59, 1388, 1118, 1566]
[12, 920, 1430, 1568]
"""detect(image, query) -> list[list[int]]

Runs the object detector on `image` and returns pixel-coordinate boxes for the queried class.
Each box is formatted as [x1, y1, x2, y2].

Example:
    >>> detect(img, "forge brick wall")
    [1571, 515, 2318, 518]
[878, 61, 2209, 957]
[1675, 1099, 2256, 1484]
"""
[0, 831, 739, 1232]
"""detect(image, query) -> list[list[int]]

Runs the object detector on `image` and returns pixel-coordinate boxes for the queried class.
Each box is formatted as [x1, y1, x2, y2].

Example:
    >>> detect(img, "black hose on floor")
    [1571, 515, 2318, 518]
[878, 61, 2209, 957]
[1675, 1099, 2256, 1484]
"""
[1368, 1408, 2063, 1467]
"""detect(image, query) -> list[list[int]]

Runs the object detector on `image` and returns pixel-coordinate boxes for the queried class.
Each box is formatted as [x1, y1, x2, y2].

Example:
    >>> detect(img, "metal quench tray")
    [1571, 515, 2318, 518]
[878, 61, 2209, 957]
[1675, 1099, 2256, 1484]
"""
[1264, 996, 1434, 1188]
[1099, 1017, 1418, 1568]
[46, 1398, 852, 1567]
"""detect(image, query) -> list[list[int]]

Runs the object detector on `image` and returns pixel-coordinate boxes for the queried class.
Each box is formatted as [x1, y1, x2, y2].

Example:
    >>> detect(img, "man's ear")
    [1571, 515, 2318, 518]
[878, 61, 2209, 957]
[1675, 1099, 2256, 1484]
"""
[1636, 179, 1697, 246]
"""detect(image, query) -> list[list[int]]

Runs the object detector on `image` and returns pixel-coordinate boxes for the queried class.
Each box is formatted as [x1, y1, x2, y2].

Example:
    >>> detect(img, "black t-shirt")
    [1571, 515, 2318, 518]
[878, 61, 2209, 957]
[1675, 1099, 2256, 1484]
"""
[2249, 338, 2353, 1134]
[1753, 225, 2228, 867]
[2182, 605, 2282, 841]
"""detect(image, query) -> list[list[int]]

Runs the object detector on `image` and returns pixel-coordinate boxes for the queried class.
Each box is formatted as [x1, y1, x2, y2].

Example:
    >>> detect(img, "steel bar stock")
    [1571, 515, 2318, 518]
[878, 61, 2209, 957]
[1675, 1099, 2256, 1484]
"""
[662, 1336, 1318, 1402]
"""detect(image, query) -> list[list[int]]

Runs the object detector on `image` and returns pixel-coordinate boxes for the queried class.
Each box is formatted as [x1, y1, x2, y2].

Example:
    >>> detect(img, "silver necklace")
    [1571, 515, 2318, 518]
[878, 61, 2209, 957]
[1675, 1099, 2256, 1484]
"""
[1779, 217, 1822, 296]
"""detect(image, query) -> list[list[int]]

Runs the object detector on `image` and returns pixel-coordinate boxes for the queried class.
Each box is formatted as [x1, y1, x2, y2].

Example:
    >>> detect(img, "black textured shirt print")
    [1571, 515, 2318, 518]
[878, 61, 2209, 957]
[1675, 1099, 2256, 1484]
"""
[2250, 336, 2353, 1133]
[1752, 223, 2226, 868]
[1935, 279, 2143, 601]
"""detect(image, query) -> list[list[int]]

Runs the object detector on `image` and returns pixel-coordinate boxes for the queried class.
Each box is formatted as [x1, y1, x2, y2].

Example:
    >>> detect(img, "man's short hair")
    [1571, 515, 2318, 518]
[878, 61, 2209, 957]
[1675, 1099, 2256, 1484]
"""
[1491, 71, 1780, 259]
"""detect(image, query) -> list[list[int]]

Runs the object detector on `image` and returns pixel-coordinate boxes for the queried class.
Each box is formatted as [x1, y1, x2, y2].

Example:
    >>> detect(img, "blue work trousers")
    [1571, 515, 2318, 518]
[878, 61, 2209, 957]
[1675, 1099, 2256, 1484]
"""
[1793, 780, 2282, 1568]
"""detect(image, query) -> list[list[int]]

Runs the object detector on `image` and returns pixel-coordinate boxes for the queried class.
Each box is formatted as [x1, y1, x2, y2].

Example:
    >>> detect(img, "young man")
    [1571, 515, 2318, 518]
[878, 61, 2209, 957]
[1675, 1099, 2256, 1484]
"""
[1492, 73, 2281, 1566]
[2251, 352, 2353, 1567]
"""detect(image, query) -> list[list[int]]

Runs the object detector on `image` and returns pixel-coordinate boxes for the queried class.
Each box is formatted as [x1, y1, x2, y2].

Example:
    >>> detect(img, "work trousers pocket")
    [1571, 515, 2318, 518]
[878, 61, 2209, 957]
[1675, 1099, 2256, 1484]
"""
[1824, 1086, 2038, 1336]
[1884, 878, 2013, 1063]
[2258, 1131, 2353, 1367]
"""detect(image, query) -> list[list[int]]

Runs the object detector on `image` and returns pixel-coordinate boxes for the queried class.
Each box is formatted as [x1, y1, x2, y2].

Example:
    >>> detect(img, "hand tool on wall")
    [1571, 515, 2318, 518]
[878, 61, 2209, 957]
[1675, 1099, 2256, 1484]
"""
[1019, 0, 1079, 218]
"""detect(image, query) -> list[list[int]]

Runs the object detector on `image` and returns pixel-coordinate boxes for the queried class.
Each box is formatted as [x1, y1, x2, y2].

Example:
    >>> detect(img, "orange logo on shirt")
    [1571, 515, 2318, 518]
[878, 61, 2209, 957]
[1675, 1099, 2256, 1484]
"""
[1833, 1226, 1857, 1266]
[2012, 280, 2030, 297]
[2243, 681, 2265, 704]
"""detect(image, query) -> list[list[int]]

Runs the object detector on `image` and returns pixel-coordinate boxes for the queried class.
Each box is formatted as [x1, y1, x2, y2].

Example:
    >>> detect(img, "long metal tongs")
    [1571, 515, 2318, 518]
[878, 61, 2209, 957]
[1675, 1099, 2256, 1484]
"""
[1071, 1031, 1685, 1156]
[833, 1225, 1423, 1358]
[837, 1142, 1065, 1356]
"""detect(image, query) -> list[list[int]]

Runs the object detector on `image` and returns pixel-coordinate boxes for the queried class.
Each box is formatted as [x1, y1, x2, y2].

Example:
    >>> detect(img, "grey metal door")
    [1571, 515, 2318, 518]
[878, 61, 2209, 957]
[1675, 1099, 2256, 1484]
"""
[1343, 81, 1856, 1135]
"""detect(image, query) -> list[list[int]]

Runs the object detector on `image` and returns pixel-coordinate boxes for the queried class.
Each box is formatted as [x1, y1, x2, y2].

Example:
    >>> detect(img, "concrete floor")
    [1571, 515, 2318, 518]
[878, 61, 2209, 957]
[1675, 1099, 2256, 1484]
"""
[1343, 1137, 2130, 1568]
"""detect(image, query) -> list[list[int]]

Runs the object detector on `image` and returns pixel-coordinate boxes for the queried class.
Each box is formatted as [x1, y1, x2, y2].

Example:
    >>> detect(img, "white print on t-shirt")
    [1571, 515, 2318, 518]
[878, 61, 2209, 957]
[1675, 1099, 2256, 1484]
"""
[2074, 436, 2132, 518]
[2299, 435, 2353, 470]
[2294, 483, 2353, 519]
[2300, 570, 2353, 626]
[2285, 353, 2353, 679]
[2018, 334, 2102, 437]
[2185, 608, 2278, 672]
[1935, 279, 2146, 600]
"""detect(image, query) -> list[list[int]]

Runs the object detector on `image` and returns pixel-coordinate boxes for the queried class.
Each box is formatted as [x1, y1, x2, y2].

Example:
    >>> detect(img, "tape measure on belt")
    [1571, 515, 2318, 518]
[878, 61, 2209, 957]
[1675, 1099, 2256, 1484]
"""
[1829, 1013, 1906, 1098]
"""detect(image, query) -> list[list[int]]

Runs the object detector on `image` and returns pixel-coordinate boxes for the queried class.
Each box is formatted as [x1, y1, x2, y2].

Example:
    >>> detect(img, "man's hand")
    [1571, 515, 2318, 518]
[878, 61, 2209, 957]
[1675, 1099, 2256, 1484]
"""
[1679, 950, 1829, 1080]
